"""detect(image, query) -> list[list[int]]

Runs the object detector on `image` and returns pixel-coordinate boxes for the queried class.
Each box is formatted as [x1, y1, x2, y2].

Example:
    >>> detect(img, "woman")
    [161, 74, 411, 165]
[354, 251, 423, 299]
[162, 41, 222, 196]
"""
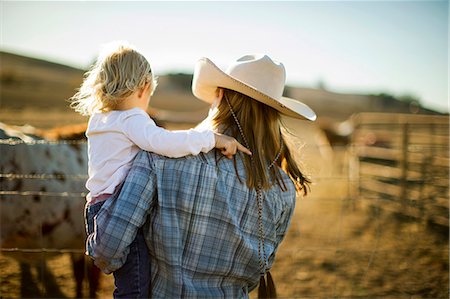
[89, 54, 316, 298]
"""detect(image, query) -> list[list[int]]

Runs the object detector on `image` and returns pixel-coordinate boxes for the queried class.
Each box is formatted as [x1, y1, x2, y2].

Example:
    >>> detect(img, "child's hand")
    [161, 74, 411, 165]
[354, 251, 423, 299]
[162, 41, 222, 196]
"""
[214, 133, 252, 159]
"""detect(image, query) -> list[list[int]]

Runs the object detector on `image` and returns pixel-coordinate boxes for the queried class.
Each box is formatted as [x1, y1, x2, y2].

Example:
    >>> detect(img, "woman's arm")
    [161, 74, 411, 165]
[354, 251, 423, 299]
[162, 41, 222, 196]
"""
[268, 192, 296, 268]
[86, 151, 157, 274]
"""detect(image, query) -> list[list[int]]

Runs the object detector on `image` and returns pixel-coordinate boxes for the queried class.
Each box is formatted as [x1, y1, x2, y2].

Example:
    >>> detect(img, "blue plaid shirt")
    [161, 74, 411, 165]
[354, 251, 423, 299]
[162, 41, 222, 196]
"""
[88, 150, 296, 298]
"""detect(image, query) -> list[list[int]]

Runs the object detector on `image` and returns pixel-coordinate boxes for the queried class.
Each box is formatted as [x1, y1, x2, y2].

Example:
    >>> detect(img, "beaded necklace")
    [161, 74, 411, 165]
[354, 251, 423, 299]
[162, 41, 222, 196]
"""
[224, 96, 283, 289]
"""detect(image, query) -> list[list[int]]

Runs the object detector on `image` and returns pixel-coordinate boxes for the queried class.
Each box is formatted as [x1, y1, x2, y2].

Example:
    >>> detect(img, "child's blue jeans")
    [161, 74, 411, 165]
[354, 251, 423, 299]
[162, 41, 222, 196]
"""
[85, 200, 151, 298]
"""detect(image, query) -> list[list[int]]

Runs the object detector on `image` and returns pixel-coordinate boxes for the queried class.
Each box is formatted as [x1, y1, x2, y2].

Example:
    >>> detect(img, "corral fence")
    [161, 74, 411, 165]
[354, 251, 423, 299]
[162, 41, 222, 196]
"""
[1, 115, 449, 297]
[349, 112, 449, 227]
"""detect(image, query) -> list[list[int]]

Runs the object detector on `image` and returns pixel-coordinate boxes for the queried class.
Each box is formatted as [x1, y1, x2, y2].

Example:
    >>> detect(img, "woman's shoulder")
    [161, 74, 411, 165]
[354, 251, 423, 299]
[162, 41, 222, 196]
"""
[134, 150, 296, 199]
[134, 149, 215, 168]
[272, 170, 297, 203]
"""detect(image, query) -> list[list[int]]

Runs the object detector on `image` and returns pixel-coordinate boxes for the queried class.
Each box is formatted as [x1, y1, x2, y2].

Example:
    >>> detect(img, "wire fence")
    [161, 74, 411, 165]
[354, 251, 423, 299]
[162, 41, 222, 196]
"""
[1, 116, 449, 298]
[0, 139, 87, 145]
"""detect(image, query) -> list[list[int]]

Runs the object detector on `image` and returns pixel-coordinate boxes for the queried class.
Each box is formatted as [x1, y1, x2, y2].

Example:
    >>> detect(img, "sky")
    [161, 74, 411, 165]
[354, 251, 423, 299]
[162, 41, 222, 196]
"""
[1, 0, 448, 113]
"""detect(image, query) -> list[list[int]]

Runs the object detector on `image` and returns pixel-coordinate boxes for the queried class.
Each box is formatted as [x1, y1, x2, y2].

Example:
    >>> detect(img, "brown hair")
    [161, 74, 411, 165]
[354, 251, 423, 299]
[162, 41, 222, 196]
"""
[212, 88, 311, 195]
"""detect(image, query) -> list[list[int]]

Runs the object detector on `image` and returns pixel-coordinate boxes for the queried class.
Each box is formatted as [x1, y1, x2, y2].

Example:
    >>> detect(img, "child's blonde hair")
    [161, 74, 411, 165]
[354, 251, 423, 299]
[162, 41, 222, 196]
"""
[70, 41, 158, 116]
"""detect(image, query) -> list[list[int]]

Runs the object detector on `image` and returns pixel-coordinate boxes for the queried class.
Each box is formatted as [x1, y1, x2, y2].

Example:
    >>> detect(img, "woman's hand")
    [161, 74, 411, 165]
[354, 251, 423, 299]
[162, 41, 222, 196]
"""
[214, 133, 252, 159]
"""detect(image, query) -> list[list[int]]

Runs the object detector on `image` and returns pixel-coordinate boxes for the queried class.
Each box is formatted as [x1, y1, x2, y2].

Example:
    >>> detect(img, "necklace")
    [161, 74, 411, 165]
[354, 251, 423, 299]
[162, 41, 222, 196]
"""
[224, 96, 283, 276]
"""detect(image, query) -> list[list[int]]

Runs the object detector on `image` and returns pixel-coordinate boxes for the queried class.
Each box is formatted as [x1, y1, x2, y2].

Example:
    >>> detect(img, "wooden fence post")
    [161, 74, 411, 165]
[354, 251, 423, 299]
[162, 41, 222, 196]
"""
[349, 115, 360, 201]
[349, 113, 448, 226]
[400, 122, 409, 205]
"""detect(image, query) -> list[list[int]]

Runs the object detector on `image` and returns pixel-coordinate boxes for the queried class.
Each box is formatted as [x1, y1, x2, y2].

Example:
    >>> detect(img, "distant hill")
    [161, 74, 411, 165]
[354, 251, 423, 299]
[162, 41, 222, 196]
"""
[0, 51, 210, 116]
[0, 51, 85, 110]
[284, 87, 442, 122]
[0, 51, 444, 126]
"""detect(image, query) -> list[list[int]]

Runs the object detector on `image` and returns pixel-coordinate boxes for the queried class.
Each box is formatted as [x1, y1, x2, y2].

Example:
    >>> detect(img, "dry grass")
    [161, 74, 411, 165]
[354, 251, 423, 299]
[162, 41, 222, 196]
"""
[269, 178, 448, 298]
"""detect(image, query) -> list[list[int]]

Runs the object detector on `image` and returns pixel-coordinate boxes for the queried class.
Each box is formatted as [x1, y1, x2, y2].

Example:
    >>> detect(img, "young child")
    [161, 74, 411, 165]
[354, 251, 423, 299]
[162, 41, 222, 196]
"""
[70, 41, 250, 298]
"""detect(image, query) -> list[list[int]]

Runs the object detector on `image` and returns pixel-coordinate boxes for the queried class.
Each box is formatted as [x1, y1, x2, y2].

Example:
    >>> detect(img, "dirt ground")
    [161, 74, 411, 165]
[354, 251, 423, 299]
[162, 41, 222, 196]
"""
[1, 174, 448, 298]
[269, 179, 448, 299]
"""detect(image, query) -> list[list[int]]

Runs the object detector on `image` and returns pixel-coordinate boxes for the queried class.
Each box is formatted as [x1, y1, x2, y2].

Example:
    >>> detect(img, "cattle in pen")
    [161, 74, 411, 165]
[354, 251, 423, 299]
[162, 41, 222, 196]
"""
[0, 122, 100, 298]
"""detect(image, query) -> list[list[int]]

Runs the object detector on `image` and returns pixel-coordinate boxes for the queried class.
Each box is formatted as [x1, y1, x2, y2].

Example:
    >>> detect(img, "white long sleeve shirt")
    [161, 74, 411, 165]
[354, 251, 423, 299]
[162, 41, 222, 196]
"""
[85, 107, 215, 201]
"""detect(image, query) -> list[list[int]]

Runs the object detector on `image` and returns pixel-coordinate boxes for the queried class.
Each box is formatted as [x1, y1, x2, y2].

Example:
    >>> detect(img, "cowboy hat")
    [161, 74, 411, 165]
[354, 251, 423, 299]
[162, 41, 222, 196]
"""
[192, 54, 316, 121]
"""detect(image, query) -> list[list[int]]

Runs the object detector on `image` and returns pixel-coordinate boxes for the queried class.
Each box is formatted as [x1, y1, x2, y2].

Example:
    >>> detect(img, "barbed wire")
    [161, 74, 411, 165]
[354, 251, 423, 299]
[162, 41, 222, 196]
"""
[0, 139, 86, 145]
[1, 174, 448, 183]
[1, 191, 447, 204]
[0, 173, 88, 180]
[0, 190, 86, 197]
[0, 248, 84, 254]
[1, 246, 447, 255]
[0, 173, 446, 199]
[0, 173, 354, 181]
[0, 138, 448, 150]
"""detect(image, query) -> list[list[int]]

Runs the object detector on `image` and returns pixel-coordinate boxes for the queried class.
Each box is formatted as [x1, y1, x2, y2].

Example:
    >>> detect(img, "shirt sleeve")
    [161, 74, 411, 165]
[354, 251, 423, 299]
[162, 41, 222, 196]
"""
[267, 192, 296, 269]
[86, 151, 157, 274]
[122, 112, 215, 158]
[275, 199, 295, 246]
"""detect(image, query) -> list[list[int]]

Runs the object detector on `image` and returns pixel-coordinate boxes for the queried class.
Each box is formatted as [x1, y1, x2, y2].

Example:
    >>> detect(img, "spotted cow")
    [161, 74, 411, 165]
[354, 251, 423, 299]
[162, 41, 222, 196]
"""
[0, 122, 100, 298]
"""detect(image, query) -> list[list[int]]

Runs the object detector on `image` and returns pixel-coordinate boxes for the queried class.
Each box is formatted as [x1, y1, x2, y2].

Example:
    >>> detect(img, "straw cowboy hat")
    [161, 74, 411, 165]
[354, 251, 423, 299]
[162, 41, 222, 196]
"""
[192, 54, 316, 121]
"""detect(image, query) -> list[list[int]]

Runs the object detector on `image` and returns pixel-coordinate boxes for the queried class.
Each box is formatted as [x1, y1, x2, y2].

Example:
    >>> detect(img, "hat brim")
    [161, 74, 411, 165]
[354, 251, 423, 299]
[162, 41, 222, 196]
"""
[192, 57, 316, 121]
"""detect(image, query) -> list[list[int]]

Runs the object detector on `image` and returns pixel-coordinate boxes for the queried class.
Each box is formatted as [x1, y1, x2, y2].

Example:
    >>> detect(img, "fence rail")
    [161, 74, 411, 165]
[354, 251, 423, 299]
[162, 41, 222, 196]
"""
[350, 112, 449, 227]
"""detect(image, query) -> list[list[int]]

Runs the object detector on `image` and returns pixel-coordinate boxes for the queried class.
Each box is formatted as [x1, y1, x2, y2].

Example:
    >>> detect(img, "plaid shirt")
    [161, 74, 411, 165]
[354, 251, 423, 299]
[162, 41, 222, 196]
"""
[87, 150, 296, 298]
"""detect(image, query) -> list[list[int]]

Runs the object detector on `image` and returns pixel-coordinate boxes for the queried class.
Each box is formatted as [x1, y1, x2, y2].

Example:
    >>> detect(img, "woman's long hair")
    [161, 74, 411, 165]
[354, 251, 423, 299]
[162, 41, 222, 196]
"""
[212, 88, 311, 195]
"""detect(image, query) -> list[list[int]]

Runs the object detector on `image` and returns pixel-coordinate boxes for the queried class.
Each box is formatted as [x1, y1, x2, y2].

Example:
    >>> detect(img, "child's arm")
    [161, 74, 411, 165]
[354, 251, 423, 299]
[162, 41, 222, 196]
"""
[123, 112, 250, 158]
